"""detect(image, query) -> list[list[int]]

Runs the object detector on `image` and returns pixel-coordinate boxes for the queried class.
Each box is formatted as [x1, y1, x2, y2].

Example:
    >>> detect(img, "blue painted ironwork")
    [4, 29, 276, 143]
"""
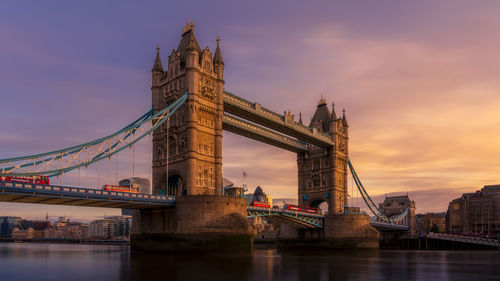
[0, 92, 188, 177]
[222, 114, 309, 152]
[247, 206, 324, 229]
[223, 91, 334, 147]
[348, 158, 409, 226]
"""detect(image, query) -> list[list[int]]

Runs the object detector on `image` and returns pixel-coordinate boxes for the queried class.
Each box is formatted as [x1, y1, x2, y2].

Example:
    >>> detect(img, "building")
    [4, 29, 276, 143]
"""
[11, 227, 34, 240]
[417, 212, 446, 233]
[0, 216, 21, 238]
[379, 194, 417, 236]
[224, 186, 245, 197]
[246, 186, 273, 206]
[447, 185, 500, 235]
[89, 219, 114, 239]
[119, 177, 151, 216]
[44, 222, 89, 240]
[89, 216, 131, 239]
[119, 177, 151, 194]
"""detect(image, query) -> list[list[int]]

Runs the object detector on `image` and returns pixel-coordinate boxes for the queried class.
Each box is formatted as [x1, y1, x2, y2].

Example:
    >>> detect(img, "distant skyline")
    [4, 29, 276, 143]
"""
[2, 1, 500, 218]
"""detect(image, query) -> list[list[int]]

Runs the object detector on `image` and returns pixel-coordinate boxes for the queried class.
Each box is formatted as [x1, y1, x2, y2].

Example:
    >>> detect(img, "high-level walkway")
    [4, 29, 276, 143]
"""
[223, 91, 333, 149]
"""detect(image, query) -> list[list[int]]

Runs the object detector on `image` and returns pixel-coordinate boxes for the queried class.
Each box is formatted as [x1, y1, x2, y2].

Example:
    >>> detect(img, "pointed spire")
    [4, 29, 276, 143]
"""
[331, 101, 337, 120]
[152, 45, 163, 72]
[299, 112, 303, 124]
[317, 94, 327, 107]
[342, 108, 348, 127]
[183, 16, 194, 34]
[213, 35, 224, 65]
[177, 20, 201, 60]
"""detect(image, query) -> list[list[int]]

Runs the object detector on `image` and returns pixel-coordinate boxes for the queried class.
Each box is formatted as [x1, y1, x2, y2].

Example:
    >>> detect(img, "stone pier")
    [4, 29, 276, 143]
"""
[131, 195, 254, 253]
[276, 213, 379, 249]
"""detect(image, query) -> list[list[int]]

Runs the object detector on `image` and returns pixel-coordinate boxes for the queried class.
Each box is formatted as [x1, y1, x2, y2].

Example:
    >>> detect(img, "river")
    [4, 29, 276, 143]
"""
[0, 243, 499, 281]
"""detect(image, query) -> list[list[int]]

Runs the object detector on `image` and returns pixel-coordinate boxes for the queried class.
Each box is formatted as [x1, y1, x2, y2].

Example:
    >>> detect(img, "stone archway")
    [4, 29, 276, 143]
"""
[310, 199, 329, 215]
[167, 174, 183, 196]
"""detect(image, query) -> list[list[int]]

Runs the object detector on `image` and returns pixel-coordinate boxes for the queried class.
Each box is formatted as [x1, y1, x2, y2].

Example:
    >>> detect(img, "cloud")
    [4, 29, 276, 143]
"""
[3, 1, 500, 218]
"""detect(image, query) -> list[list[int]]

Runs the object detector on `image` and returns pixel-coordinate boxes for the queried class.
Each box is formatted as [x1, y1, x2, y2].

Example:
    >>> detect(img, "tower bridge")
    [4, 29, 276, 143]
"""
[0, 20, 412, 251]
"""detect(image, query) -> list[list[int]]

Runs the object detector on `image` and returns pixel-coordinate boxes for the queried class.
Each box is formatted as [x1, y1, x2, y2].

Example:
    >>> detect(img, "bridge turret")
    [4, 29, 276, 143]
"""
[329, 101, 338, 135]
[213, 36, 224, 80]
[151, 45, 164, 113]
[178, 18, 201, 69]
[342, 108, 349, 128]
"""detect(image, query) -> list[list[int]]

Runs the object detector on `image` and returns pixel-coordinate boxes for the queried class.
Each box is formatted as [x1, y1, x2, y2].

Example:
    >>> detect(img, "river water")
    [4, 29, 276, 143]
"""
[0, 243, 499, 281]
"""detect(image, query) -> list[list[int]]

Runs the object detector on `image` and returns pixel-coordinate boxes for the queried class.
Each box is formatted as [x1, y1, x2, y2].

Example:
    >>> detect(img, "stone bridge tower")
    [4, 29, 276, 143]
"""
[297, 97, 349, 214]
[151, 20, 224, 196]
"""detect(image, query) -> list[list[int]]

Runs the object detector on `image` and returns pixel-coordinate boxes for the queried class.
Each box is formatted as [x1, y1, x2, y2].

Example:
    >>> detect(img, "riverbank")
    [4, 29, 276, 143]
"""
[0, 238, 129, 245]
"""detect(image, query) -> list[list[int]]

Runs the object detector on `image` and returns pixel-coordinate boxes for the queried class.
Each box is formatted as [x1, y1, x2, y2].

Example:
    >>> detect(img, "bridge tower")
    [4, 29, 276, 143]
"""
[133, 20, 252, 253]
[152, 19, 224, 196]
[297, 97, 349, 214]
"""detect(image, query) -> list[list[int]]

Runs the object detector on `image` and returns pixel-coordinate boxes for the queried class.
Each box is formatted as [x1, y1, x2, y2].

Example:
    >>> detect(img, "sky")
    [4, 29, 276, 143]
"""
[1, 0, 500, 219]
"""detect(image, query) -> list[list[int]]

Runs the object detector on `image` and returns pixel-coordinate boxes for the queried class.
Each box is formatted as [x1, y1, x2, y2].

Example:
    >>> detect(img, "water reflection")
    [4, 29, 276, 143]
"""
[1, 243, 500, 281]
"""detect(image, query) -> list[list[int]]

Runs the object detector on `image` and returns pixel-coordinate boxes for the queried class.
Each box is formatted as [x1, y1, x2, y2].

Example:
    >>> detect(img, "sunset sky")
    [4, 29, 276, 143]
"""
[2, 1, 500, 220]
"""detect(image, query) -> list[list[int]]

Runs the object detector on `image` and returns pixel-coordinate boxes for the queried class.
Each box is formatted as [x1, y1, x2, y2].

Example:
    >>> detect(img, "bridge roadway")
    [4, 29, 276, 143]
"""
[0, 180, 409, 232]
[0, 181, 175, 209]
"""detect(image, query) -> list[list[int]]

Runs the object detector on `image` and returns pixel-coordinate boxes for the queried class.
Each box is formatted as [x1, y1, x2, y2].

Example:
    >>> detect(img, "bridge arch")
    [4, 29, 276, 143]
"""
[167, 174, 183, 196]
[309, 199, 329, 215]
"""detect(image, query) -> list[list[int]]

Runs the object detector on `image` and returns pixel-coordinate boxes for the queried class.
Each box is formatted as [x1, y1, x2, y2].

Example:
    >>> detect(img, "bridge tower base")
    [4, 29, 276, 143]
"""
[130, 196, 254, 253]
[323, 214, 379, 248]
[276, 214, 379, 249]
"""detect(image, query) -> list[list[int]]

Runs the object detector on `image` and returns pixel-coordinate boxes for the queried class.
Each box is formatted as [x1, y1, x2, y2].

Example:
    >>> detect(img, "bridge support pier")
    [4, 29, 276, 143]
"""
[131, 195, 254, 253]
[323, 214, 379, 248]
[276, 214, 379, 249]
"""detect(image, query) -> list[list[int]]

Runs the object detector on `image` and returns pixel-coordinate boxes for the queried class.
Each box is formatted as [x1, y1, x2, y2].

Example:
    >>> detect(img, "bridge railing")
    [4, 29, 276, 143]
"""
[0, 181, 174, 202]
[247, 206, 324, 218]
[427, 232, 500, 247]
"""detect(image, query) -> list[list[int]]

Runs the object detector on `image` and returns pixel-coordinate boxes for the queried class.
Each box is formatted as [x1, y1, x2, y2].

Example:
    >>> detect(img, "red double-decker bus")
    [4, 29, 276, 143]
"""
[251, 201, 271, 208]
[283, 204, 320, 214]
[304, 206, 319, 214]
[102, 184, 139, 193]
[1, 175, 50, 185]
[283, 204, 302, 211]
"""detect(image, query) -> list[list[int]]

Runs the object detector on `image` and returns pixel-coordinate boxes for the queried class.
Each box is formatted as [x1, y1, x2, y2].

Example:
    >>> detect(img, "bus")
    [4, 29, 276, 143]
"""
[283, 204, 320, 214]
[1, 175, 50, 185]
[251, 201, 271, 208]
[102, 184, 139, 193]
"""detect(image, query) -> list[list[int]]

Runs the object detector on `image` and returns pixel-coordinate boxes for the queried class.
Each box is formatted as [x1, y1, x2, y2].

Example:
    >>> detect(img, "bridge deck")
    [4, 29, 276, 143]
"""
[426, 232, 500, 247]
[369, 220, 409, 231]
[0, 181, 175, 209]
[247, 206, 324, 229]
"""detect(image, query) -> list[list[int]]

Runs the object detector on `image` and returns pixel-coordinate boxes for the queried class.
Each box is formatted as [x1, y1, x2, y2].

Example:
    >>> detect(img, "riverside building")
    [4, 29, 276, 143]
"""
[447, 185, 500, 235]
